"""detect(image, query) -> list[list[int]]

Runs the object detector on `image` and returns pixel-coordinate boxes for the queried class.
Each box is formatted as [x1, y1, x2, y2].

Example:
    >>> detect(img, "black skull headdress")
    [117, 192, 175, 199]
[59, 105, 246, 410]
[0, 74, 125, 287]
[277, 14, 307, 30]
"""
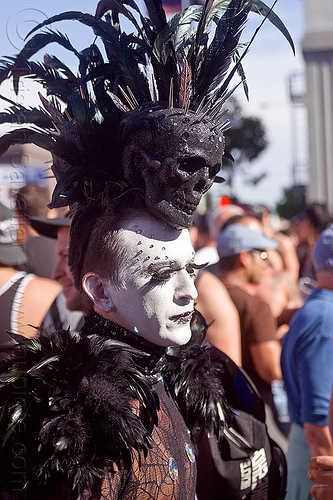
[0, 0, 294, 228]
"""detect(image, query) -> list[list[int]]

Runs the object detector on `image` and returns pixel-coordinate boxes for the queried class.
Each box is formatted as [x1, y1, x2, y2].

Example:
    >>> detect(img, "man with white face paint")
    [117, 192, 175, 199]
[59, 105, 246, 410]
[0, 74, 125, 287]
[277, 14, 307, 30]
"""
[83, 215, 198, 347]
[0, 0, 293, 497]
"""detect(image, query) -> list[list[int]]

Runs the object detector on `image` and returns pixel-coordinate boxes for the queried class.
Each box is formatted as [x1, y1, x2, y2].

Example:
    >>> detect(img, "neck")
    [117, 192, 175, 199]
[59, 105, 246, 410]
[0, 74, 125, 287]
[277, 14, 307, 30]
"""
[220, 270, 245, 289]
[81, 310, 166, 368]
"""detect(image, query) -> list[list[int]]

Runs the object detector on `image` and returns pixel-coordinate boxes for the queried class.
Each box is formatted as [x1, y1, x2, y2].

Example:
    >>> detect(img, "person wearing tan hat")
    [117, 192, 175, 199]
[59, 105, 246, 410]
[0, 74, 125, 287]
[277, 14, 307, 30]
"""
[30, 213, 86, 331]
[0, 203, 61, 340]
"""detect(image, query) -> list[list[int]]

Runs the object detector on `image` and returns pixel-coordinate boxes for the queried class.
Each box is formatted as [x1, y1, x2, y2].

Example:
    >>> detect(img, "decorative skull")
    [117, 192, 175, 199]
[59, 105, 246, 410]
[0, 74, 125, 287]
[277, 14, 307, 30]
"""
[121, 107, 225, 228]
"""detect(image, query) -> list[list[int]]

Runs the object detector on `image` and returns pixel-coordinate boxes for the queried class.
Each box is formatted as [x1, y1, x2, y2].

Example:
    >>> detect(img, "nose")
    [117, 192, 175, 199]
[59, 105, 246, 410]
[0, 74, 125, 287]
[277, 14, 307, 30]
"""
[174, 269, 198, 303]
[51, 258, 66, 281]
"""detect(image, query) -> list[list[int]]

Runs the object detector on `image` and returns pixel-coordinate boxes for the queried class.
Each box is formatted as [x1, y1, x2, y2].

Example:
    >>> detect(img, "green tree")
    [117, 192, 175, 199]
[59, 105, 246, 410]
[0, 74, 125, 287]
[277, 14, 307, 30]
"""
[276, 185, 306, 219]
[221, 97, 267, 191]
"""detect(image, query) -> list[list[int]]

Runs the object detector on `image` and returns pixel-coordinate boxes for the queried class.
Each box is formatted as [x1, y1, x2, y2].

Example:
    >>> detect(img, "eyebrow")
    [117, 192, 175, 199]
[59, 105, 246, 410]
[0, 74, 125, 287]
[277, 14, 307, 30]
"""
[147, 255, 201, 273]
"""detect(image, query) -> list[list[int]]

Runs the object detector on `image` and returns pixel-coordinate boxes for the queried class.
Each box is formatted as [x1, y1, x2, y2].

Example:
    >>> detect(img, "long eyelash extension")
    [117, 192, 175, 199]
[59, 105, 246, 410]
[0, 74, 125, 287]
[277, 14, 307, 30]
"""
[186, 261, 209, 278]
[151, 271, 173, 283]
[147, 262, 174, 282]
[191, 262, 209, 270]
[186, 267, 195, 278]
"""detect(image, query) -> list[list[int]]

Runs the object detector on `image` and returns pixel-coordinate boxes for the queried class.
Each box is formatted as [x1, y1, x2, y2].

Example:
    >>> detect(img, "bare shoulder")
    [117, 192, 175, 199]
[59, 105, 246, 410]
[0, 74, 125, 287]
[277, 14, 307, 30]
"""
[196, 271, 230, 298]
[18, 277, 62, 337]
[26, 276, 62, 297]
[195, 271, 241, 364]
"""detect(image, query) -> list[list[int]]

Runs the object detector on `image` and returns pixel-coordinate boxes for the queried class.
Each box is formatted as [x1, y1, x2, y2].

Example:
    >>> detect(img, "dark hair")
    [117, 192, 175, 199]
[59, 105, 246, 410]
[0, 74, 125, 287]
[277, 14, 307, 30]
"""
[192, 212, 210, 235]
[222, 214, 260, 231]
[302, 203, 332, 233]
[219, 254, 239, 271]
[68, 191, 151, 292]
[15, 183, 50, 219]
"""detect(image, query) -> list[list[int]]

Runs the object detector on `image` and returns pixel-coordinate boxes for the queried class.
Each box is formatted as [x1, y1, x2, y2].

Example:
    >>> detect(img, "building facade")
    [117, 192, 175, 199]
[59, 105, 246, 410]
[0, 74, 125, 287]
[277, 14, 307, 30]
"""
[302, 0, 333, 212]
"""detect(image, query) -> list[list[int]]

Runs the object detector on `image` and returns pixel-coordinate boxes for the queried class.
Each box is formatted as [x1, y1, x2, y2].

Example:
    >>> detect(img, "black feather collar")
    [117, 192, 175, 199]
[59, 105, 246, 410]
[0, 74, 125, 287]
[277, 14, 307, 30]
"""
[81, 311, 166, 369]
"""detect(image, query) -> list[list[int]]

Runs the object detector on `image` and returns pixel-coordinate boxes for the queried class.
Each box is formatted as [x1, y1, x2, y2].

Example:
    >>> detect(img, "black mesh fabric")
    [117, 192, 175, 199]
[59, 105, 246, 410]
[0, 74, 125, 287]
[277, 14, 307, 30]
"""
[43, 381, 197, 500]
[97, 381, 197, 499]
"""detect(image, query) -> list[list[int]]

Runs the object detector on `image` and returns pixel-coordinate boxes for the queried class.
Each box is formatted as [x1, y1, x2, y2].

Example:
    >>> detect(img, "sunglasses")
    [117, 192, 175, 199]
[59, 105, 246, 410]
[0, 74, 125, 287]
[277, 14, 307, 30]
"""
[249, 250, 269, 261]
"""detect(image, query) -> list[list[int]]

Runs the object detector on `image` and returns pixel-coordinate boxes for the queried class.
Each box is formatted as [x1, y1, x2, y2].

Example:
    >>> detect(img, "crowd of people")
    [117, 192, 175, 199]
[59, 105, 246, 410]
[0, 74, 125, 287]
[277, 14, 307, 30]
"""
[0, 0, 332, 499]
[1, 186, 333, 499]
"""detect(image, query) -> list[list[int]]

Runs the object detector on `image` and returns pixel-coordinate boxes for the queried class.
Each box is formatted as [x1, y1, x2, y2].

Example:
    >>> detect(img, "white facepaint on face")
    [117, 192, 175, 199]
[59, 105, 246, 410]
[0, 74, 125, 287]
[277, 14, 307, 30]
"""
[104, 215, 198, 346]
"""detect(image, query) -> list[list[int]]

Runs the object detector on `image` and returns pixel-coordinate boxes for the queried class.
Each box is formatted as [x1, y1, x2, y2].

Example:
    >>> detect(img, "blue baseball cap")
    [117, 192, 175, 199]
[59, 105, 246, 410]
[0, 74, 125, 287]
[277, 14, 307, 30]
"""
[217, 224, 278, 258]
[313, 224, 333, 272]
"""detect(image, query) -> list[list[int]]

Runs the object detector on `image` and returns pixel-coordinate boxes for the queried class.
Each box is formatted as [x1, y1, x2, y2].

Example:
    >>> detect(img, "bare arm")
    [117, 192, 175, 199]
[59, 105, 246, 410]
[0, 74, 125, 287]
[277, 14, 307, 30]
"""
[250, 340, 282, 383]
[275, 232, 300, 282]
[195, 271, 242, 365]
[329, 383, 333, 439]
[304, 422, 333, 458]
[19, 278, 62, 337]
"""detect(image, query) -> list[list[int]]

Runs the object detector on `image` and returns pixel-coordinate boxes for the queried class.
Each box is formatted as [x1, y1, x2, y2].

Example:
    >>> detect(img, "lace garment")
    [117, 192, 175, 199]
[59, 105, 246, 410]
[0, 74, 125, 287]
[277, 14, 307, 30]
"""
[99, 381, 196, 499]
[41, 381, 196, 500]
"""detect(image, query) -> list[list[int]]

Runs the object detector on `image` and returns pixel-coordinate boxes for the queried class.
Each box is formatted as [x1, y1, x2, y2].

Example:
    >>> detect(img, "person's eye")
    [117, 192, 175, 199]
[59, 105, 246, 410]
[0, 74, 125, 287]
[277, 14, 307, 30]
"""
[186, 264, 195, 277]
[150, 267, 174, 282]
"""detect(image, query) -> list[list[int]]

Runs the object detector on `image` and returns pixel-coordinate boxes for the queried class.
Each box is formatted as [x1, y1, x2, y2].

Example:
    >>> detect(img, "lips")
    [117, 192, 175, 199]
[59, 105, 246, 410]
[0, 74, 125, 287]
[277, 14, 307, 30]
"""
[170, 310, 194, 324]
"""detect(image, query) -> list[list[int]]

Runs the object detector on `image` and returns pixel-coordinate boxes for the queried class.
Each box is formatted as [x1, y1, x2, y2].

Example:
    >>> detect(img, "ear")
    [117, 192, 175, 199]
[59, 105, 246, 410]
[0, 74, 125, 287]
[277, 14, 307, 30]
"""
[239, 251, 251, 267]
[82, 272, 115, 313]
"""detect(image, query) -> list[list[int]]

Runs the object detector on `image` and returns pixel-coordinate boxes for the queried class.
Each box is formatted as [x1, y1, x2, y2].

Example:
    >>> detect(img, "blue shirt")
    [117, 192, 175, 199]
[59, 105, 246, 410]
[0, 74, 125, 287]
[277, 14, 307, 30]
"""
[281, 288, 333, 427]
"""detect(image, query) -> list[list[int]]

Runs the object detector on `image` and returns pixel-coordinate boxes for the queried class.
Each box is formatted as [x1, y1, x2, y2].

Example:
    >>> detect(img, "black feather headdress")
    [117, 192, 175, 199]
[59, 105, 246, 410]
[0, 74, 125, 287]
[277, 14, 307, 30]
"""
[0, 0, 294, 227]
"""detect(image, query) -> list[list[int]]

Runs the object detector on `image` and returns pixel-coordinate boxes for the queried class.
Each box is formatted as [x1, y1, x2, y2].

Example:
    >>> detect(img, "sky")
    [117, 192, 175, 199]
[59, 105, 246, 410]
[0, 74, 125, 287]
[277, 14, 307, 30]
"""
[0, 0, 306, 210]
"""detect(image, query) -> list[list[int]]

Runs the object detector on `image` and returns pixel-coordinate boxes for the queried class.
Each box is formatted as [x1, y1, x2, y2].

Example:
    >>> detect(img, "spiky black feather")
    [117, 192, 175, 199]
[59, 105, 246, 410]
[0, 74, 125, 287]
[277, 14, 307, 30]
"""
[160, 343, 228, 438]
[251, 0, 295, 54]
[0, 104, 52, 129]
[194, 0, 251, 103]
[0, 129, 54, 156]
[0, 328, 159, 499]
[0, 0, 294, 207]
[143, 0, 167, 34]
[160, 341, 266, 442]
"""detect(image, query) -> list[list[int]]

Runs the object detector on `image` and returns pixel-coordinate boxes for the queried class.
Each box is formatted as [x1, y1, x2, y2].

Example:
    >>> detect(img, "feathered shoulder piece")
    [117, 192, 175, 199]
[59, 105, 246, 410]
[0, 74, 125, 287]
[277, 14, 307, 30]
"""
[0, 328, 159, 499]
[0, 0, 294, 228]
[160, 326, 265, 439]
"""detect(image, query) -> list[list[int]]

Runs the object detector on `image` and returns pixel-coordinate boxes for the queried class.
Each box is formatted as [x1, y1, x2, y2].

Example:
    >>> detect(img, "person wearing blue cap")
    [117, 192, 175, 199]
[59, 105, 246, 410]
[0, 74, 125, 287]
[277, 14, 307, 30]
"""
[216, 223, 289, 450]
[282, 224, 333, 500]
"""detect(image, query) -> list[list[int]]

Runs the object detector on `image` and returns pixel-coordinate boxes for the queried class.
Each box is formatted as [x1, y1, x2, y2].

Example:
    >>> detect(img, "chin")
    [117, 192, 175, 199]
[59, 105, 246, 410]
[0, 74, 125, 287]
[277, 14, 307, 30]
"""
[66, 295, 85, 312]
[161, 325, 192, 347]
